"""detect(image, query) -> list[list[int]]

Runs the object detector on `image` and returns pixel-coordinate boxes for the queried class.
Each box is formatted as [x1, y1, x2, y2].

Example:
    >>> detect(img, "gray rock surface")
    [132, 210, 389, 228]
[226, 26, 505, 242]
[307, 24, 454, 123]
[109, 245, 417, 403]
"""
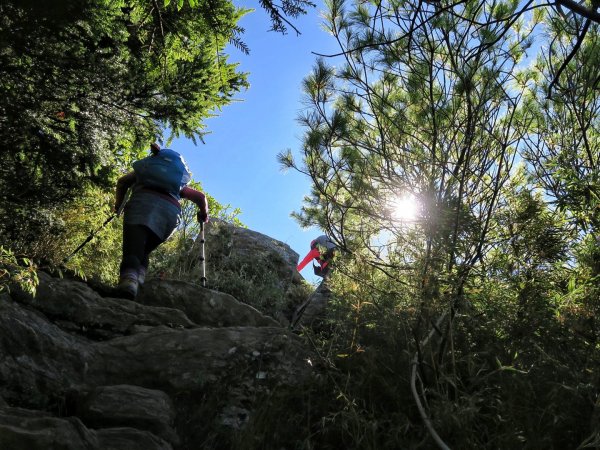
[195, 220, 309, 322]
[96, 427, 172, 450]
[87, 326, 310, 390]
[205, 219, 301, 285]
[0, 295, 91, 406]
[76, 385, 178, 445]
[291, 281, 332, 329]
[136, 278, 279, 327]
[0, 226, 324, 448]
[0, 263, 314, 449]
[13, 272, 194, 339]
[0, 404, 172, 450]
[0, 405, 100, 450]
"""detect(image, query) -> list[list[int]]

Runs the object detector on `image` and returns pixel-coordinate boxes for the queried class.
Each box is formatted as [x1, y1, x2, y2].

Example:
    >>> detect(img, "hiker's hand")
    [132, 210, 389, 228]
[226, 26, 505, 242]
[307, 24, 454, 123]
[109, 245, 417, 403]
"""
[197, 210, 209, 223]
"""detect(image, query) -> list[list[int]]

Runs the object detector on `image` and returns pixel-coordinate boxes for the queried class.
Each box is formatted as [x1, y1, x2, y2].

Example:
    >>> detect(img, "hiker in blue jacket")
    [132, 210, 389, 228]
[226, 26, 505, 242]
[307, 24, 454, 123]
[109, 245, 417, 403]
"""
[114, 143, 209, 298]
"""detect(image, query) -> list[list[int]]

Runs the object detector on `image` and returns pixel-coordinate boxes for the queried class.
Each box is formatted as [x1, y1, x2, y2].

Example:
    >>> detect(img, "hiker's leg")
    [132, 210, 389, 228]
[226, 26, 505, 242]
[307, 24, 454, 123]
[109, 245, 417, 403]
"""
[120, 224, 149, 274]
[321, 250, 335, 277]
[139, 227, 164, 283]
[316, 256, 332, 277]
[119, 224, 154, 297]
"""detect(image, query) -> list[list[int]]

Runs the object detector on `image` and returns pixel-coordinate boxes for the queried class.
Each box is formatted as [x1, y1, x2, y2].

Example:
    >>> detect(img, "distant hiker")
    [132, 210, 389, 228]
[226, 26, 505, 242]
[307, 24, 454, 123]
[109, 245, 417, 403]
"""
[297, 235, 336, 278]
[114, 142, 209, 298]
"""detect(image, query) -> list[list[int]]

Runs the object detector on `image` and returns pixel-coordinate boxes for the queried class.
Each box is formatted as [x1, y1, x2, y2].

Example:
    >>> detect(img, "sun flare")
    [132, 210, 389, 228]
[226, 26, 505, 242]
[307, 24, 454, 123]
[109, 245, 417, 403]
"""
[391, 195, 419, 221]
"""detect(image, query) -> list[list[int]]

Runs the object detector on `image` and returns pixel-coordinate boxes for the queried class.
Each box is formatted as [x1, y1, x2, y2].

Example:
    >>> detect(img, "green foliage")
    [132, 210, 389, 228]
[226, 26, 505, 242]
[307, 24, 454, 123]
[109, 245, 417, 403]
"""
[206, 251, 290, 314]
[0, 0, 249, 267]
[0, 246, 38, 296]
[281, 0, 600, 448]
[257, 0, 316, 34]
[226, 258, 422, 449]
[0, 0, 317, 283]
[0, 0, 598, 447]
[59, 185, 123, 284]
[522, 25, 600, 239]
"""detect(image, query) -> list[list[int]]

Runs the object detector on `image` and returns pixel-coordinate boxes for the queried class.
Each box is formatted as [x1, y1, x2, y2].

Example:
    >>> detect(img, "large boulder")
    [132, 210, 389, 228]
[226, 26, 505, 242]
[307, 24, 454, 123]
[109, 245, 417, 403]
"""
[0, 405, 100, 450]
[205, 220, 301, 286]
[0, 295, 90, 407]
[0, 268, 316, 449]
[0, 404, 172, 450]
[190, 219, 310, 323]
[291, 281, 333, 330]
[136, 278, 279, 327]
[73, 384, 178, 445]
[87, 326, 310, 391]
[13, 272, 194, 339]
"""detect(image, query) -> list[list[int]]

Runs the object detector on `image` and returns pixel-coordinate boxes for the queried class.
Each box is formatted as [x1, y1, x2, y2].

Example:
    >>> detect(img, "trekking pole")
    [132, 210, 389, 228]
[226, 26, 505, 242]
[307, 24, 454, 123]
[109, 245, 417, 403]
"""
[290, 279, 330, 330]
[62, 192, 129, 265]
[62, 214, 116, 264]
[199, 222, 207, 288]
[290, 296, 312, 330]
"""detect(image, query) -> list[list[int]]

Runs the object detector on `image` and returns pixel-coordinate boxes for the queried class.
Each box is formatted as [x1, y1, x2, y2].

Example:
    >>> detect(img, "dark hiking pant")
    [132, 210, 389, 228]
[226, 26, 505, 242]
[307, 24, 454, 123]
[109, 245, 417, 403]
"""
[314, 249, 335, 277]
[120, 223, 164, 276]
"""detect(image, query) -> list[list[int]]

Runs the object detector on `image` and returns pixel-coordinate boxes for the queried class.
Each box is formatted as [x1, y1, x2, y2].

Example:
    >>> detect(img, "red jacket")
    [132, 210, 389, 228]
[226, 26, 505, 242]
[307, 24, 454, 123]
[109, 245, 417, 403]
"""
[297, 236, 336, 272]
[296, 246, 322, 272]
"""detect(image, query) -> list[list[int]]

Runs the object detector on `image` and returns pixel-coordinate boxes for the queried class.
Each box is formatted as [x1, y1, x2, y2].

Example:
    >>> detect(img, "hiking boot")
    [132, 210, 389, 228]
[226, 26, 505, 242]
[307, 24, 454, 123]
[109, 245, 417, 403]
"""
[117, 272, 138, 299]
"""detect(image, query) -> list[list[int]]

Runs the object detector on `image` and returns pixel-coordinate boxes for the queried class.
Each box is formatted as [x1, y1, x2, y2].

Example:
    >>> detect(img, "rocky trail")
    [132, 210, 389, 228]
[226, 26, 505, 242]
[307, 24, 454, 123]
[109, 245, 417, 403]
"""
[0, 224, 330, 449]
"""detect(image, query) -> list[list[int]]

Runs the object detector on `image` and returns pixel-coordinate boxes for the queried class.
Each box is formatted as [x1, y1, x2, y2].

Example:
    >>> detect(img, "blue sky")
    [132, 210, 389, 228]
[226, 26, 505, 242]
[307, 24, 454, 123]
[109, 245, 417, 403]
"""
[172, 1, 338, 285]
